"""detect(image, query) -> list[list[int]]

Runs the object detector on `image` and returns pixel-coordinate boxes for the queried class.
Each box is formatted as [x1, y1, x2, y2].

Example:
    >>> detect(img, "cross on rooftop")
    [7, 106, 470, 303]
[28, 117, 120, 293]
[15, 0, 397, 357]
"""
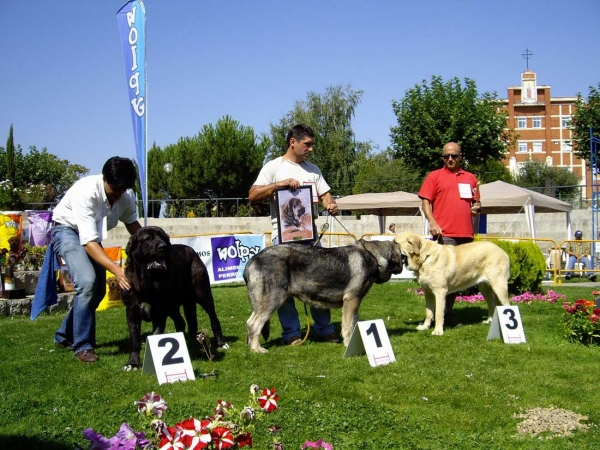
[522, 48, 533, 70]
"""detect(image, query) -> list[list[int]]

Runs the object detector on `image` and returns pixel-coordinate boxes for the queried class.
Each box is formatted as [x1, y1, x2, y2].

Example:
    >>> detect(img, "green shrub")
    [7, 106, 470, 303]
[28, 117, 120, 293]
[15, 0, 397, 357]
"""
[490, 239, 545, 294]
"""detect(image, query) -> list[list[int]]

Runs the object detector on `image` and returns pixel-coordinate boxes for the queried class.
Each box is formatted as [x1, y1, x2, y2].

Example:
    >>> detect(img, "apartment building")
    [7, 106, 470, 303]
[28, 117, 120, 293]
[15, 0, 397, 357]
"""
[501, 70, 590, 197]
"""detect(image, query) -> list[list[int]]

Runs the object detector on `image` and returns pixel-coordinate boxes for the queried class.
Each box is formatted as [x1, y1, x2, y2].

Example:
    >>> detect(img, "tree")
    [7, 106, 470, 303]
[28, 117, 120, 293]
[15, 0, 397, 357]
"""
[512, 159, 581, 199]
[268, 84, 366, 196]
[571, 83, 600, 167]
[353, 151, 422, 194]
[471, 159, 514, 185]
[390, 76, 515, 179]
[5, 124, 16, 186]
[147, 116, 267, 200]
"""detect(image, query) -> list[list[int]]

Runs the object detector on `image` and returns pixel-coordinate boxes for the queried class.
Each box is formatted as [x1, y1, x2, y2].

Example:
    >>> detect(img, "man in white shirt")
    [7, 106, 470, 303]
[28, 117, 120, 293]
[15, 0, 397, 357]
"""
[249, 124, 340, 346]
[52, 157, 142, 362]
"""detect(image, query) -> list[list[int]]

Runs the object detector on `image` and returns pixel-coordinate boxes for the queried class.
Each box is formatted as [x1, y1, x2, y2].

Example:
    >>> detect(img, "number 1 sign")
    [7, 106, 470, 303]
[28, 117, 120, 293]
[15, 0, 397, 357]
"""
[343, 319, 396, 367]
[142, 332, 195, 384]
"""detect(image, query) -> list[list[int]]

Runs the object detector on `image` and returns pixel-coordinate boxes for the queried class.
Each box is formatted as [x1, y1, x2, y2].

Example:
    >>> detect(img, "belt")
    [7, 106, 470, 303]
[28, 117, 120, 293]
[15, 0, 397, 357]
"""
[51, 221, 65, 227]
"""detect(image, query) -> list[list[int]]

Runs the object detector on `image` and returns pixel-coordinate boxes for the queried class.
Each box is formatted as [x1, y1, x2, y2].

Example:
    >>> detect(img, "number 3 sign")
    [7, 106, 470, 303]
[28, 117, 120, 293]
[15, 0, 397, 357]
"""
[343, 319, 396, 367]
[142, 332, 195, 384]
[487, 306, 526, 344]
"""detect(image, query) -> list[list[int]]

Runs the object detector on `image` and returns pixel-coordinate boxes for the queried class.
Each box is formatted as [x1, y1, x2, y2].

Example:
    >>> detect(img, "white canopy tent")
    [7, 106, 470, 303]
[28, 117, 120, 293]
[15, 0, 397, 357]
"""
[336, 191, 423, 234]
[479, 180, 574, 238]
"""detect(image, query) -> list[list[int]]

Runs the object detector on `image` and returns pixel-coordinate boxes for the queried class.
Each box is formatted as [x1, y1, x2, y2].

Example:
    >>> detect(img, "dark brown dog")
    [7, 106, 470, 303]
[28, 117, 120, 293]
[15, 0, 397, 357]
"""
[121, 226, 227, 370]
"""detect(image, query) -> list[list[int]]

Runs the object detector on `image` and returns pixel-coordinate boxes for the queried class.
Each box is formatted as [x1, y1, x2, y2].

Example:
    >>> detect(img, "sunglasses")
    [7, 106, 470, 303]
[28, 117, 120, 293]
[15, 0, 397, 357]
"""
[442, 154, 461, 160]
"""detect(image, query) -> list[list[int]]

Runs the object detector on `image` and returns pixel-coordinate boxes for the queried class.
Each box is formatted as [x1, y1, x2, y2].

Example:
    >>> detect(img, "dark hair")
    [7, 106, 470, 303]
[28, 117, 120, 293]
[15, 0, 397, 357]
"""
[286, 124, 315, 147]
[575, 230, 583, 237]
[102, 157, 137, 190]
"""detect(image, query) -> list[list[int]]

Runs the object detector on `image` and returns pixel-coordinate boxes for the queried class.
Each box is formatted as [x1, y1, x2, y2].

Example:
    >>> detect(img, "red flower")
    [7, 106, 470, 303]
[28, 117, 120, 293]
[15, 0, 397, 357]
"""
[178, 417, 211, 449]
[258, 388, 279, 412]
[235, 431, 253, 448]
[214, 400, 233, 417]
[158, 426, 185, 450]
[211, 427, 235, 449]
[589, 314, 599, 323]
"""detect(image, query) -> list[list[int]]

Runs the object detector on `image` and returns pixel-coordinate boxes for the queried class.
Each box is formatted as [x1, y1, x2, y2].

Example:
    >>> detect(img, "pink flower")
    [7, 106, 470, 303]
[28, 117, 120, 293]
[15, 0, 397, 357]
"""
[211, 427, 235, 449]
[178, 417, 212, 449]
[302, 438, 334, 449]
[135, 391, 168, 418]
[589, 314, 599, 323]
[258, 388, 279, 412]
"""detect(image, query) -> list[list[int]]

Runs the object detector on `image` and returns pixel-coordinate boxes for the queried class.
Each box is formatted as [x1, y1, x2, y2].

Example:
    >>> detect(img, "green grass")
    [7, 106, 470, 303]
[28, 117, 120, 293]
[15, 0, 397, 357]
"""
[1, 282, 599, 449]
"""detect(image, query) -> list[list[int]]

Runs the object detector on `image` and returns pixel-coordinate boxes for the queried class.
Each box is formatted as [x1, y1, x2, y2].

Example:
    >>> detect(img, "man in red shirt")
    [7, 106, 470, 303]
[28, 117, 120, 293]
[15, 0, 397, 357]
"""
[418, 142, 481, 326]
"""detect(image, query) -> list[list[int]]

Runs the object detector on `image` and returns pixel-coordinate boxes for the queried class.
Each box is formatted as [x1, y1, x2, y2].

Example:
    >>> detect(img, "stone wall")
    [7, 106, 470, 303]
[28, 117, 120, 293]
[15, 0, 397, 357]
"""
[102, 209, 591, 249]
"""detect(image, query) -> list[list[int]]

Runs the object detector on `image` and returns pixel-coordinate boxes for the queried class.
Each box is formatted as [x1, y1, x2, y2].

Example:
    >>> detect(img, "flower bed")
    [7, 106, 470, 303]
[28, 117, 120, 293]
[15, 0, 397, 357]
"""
[562, 298, 600, 345]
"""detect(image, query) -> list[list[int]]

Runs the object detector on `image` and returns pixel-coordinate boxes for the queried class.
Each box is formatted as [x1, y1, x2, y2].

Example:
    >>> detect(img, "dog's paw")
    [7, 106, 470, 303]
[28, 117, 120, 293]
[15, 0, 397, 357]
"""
[431, 329, 445, 336]
[218, 342, 230, 350]
[122, 364, 139, 372]
[482, 318, 493, 324]
[416, 324, 429, 331]
[250, 347, 269, 354]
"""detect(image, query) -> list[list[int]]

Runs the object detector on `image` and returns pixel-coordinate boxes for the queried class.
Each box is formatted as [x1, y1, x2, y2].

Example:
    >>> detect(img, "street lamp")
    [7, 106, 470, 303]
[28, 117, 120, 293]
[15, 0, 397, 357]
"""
[163, 163, 173, 198]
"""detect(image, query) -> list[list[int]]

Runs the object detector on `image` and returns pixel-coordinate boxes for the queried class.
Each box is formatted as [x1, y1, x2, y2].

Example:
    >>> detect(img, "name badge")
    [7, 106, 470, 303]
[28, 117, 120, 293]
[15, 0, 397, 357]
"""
[458, 183, 473, 199]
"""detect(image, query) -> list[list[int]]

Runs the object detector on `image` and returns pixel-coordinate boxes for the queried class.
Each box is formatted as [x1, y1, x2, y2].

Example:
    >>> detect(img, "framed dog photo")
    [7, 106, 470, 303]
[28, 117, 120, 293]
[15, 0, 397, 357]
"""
[275, 185, 316, 244]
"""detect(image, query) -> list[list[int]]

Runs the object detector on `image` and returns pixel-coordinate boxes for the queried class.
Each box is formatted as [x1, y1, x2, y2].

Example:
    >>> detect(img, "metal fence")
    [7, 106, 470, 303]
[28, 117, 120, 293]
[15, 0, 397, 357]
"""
[26, 185, 594, 217]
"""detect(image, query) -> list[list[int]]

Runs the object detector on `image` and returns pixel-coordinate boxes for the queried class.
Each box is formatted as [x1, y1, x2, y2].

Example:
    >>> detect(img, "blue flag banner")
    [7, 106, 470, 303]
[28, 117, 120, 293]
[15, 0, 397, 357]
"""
[117, 0, 147, 223]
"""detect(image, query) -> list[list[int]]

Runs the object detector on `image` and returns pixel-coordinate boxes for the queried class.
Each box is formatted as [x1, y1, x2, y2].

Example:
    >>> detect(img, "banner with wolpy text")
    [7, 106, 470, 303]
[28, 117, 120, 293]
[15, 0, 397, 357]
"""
[171, 235, 266, 285]
[117, 0, 147, 221]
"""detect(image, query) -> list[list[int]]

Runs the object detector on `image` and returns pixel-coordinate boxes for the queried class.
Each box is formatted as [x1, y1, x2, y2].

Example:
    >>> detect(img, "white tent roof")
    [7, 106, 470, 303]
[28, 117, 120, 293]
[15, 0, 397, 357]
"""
[479, 180, 573, 214]
[336, 191, 422, 215]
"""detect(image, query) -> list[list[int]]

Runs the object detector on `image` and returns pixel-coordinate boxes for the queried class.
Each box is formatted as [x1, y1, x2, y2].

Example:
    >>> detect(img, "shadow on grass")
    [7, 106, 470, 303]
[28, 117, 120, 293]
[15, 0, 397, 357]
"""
[0, 436, 74, 450]
[99, 332, 239, 363]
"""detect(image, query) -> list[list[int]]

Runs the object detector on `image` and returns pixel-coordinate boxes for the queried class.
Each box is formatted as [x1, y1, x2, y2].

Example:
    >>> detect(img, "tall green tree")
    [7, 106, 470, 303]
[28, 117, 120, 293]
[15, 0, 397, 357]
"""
[571, 83, 600, 167]
[5, 125, 16, 186]
[390, 76, 515, 179]
[268, 84, 365, 196]
[147, 116, 267, 200]
[353, 151, 422, 194]
[512, 159, 581, 198]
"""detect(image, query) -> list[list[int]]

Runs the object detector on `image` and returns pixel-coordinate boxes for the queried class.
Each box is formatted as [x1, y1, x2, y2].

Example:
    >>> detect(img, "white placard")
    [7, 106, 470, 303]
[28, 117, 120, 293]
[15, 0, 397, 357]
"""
[142, 332, 195, 384]
[343, 319, 396, 367]
[487, 306, 526, 344]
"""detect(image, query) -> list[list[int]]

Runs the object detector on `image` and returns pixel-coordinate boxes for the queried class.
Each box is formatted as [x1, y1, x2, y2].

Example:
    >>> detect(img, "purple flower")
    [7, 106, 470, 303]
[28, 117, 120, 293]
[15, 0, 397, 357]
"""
[82, 428, 110, 450]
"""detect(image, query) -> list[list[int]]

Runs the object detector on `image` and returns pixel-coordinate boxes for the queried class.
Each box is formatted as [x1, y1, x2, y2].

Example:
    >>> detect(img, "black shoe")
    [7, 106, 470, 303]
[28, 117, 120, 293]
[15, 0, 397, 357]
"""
[55, 339, 73, 349]
[565, 275, 572, 280]
[285, 335, 302, 346]
[588, 274, 597, 282]
[319, 332, 341, 344]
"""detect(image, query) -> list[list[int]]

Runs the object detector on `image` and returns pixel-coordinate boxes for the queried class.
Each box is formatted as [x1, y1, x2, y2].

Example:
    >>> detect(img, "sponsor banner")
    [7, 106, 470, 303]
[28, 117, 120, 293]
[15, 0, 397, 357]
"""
[117, 0, 147, 219]
[171, 234, 266, 285]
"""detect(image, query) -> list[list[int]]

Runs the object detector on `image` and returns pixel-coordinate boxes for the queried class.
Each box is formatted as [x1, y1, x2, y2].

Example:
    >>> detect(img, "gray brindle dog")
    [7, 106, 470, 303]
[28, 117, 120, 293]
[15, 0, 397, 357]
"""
[243, 240, 404, 353]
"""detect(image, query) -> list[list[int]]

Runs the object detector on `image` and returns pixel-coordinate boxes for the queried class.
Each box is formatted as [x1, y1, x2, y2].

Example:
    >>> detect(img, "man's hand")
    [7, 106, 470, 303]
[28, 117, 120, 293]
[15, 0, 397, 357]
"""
[326, 201, 338, 216]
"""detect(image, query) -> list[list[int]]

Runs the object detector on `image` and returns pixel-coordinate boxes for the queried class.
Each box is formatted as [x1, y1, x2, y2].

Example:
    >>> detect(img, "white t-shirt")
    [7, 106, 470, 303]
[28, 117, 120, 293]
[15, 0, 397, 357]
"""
[253, 156, 331, 236]
[52, 175, 138, 245]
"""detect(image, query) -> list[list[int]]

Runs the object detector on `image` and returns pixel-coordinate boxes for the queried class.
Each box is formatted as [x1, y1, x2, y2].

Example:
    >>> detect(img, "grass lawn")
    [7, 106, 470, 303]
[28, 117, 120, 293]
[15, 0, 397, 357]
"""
[0, 281, 599, 449]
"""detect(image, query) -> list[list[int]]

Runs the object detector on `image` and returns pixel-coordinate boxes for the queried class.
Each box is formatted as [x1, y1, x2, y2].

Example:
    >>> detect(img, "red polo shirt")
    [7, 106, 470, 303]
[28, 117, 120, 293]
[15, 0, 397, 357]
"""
[418, 167, 479, 238]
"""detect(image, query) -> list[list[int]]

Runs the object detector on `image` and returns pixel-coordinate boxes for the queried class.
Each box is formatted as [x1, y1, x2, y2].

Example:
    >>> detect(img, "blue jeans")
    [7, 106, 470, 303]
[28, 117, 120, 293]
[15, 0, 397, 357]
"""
[565, 255, 594, 276]
[272, 236, 334, 341]
[52, 225, 106, 353]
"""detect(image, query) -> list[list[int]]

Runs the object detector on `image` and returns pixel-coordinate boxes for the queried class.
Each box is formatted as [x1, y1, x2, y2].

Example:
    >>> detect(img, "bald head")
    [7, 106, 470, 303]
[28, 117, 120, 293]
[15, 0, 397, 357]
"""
[443, 142, 461, 154]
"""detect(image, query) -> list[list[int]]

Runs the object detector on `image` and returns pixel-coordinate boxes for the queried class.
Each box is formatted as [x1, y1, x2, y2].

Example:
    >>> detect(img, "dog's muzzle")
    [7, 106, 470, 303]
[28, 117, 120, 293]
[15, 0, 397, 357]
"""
[147, 259, 167, 271]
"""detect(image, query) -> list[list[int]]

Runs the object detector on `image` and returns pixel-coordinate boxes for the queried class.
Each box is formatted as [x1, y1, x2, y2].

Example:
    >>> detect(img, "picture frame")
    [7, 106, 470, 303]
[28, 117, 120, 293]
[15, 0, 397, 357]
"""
[275, 186, 316, 243]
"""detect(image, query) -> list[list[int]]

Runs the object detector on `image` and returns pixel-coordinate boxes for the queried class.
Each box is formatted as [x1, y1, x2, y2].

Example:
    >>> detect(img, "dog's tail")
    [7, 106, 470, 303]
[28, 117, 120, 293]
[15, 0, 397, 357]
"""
[261, 319, 270, 342]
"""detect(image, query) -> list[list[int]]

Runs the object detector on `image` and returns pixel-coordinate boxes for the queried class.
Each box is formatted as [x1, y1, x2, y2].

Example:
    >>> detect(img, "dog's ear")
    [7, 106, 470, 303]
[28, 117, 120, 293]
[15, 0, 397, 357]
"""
[158, 227, 171, 246]
[408, 234, 422, 255]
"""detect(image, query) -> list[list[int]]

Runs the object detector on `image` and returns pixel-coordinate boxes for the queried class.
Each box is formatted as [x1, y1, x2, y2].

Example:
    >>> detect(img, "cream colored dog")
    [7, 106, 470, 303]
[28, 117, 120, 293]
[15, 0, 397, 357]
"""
[394, 232, 510, 335]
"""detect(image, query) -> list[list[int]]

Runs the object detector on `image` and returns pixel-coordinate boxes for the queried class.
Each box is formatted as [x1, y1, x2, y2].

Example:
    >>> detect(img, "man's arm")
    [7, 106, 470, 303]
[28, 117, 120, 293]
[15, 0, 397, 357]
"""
[249, 178, 301, 203]
[84, 241, 131, 290]
[125, 221, 142, 236]
[421, 198, 441, 236]
[320, 192, 338, 216]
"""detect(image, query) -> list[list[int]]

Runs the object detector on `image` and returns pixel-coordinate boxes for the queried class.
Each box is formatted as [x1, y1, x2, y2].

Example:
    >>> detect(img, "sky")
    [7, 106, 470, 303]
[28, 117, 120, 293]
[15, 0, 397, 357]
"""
[1, 0, 599, 175]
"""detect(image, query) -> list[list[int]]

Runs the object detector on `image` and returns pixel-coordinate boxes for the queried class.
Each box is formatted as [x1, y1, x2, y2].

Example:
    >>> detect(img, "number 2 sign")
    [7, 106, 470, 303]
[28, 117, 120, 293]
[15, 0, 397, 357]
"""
[343, 319, 396, 367]
[142, 332, 195, 384]
[487, 306, 526, 344]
